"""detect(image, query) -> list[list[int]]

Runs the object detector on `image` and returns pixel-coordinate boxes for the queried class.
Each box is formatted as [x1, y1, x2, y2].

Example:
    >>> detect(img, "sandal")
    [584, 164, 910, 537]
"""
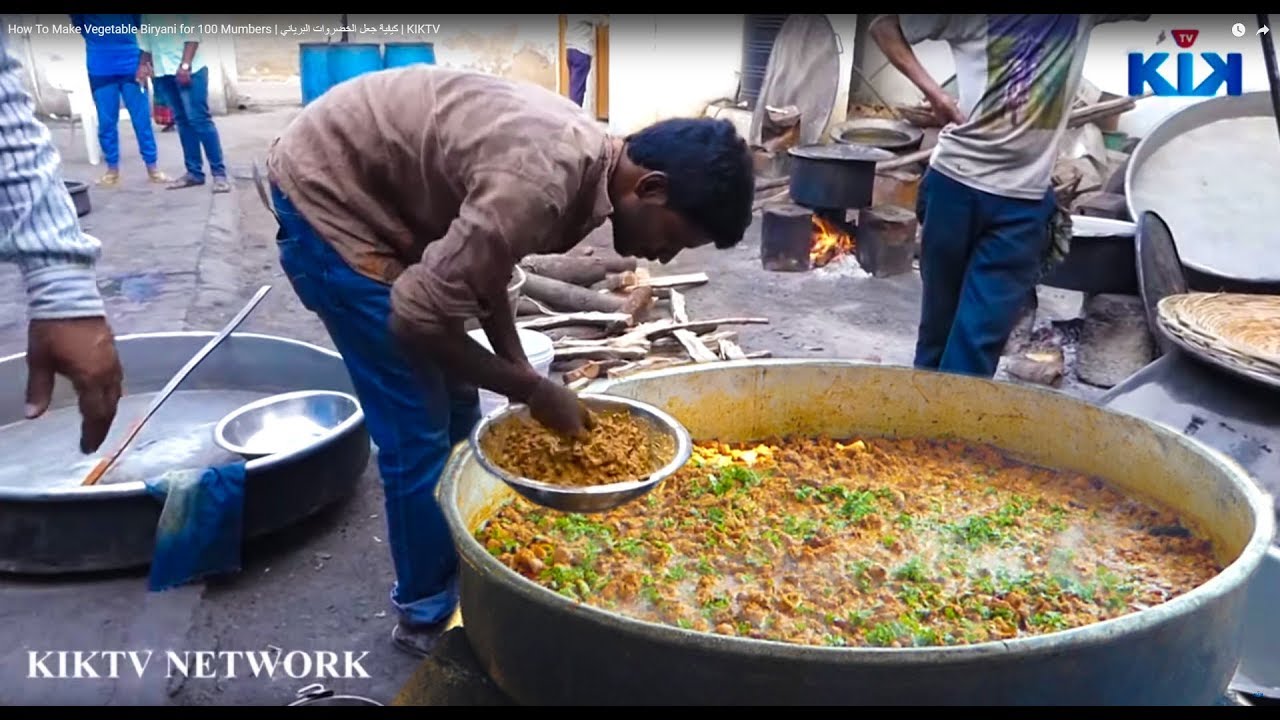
[147, 168, 171, 184]
[96, 170, 120, 187]
[166, 174, 205, 190]
[211, 177, 231, 194]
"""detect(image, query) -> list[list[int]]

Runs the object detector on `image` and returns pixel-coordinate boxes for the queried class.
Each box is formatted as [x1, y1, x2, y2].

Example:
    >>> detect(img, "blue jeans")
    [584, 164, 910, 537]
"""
[913, 169, 1055, 378]
[89, 75, 157, 168]
[153, 67, 225, 181]
[270, 184, 478, 626]
[567, 49, 591, 107]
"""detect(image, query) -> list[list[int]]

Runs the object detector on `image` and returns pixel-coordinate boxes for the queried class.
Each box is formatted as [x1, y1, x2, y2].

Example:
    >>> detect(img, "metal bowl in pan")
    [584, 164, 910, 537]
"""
[215, 390, 362, 460]
[469, 393, 692, 514]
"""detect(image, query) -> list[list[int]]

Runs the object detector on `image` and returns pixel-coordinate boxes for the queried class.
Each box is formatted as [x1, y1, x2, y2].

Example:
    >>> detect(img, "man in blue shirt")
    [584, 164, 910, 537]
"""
[69, 14, 168, 187]
[137, 14, 229, 193]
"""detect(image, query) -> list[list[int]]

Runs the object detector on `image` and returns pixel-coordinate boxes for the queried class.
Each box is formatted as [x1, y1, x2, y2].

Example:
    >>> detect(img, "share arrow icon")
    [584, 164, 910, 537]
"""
[1260, 25, 1271, 35]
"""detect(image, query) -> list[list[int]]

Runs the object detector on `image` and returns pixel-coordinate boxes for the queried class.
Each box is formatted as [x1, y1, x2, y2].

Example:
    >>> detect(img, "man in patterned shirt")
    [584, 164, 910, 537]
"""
[870, 14, 1149, 379]
[0, 24, 123, 454]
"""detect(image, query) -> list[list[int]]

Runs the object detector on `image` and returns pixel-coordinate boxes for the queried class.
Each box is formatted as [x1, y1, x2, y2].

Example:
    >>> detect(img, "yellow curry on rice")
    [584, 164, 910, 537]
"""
[475, 436, 1220, 648]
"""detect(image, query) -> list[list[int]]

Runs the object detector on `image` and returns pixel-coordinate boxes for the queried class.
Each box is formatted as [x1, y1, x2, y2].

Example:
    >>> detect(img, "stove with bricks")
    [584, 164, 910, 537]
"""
[760, 142, 919, 278]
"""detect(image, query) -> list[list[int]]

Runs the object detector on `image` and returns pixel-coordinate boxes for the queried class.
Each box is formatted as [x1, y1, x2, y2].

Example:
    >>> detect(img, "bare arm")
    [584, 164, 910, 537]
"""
[868, 15, 952, 112]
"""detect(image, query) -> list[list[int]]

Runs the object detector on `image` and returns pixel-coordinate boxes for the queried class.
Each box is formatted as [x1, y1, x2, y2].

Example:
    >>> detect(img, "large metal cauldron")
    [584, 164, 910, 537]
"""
[438, 360, 1274, 705]
[0, 332, 370, 574]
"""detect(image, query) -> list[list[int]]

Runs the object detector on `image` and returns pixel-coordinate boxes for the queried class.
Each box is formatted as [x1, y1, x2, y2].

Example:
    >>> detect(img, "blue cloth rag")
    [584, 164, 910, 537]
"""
[144, 461, 247, 591]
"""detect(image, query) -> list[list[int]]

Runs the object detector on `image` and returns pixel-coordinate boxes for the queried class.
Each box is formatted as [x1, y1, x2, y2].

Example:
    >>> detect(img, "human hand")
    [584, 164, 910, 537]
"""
[25, 317, 124, 454]
[927, 91, 965, 127]
[176, 66, 192, 87]
[136, 62, 152, 84]
[526, 378, 594, 438]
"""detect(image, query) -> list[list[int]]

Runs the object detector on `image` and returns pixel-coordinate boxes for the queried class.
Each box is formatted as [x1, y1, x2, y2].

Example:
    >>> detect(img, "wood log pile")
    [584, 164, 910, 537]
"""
[514, 250, 771, 390]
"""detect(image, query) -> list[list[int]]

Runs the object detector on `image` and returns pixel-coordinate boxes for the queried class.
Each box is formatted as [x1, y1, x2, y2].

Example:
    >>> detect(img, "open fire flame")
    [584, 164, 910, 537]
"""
[810, 215, 855, 268]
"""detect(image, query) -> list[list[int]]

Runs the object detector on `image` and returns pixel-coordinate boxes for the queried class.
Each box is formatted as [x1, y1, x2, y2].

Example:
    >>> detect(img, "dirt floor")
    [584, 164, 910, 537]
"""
[0, 82, 1109, 705]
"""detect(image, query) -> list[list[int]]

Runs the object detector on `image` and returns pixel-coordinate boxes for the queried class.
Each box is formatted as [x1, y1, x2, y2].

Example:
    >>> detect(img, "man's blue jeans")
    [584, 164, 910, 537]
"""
[913, 169, 1055, 378]
[270, 183, 477, 627]
[154, 67, 226, 181]
[89, 75, 157, 168]
[567, 48, 591, 107]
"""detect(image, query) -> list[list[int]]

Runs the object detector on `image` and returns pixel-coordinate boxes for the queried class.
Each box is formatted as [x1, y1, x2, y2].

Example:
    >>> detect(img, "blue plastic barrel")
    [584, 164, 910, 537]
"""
[383, 41, 436, 69]
[298, 43, 331, 106]
[328, 43, 383, 89]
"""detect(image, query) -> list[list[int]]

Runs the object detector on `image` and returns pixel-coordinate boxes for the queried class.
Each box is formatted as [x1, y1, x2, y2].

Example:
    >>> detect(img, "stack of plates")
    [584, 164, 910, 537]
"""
[1157, 293, 1280, 384]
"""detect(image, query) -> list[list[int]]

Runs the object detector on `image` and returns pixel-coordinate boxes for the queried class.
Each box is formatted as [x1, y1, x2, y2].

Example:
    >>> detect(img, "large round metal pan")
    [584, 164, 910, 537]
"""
[0, 332, 370, 574]
[439, 360, 1274, 705]
[1232, 546, 1280, 701]
[1126, 91, 1280, 286]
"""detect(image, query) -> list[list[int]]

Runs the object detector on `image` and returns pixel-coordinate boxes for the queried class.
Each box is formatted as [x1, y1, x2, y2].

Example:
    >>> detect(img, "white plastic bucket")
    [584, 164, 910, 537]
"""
[466, 327, 555, 416]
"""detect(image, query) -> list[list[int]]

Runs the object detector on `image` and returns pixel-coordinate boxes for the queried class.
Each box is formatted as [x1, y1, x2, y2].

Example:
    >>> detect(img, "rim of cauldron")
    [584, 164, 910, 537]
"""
[443, 359, 1277, 665]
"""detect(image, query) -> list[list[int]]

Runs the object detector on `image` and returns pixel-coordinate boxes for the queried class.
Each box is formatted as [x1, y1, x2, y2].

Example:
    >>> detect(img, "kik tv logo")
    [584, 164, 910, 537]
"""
[1129, 29, 1243, 97]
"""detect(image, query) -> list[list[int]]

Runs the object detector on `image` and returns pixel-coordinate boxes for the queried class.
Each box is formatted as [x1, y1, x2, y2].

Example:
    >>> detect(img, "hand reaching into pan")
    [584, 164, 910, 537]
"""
[24, 317, 124, 454]
[526, 377, 596, 439]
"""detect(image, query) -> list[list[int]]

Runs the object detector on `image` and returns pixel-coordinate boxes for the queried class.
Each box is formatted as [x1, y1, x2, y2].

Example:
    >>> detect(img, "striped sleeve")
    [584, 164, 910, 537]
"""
[0, 22, 106, 320]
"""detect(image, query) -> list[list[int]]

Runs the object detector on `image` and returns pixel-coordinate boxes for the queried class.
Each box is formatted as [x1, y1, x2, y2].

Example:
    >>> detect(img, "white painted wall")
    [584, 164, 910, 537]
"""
[608, 15, 745, 136]
[608, 14, 859, 140]
[857, 14, 1279, 138]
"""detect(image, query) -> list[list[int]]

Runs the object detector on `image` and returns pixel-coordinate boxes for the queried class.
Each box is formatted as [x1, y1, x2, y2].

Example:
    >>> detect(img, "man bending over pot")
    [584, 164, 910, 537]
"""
[263, 65, 753, 657]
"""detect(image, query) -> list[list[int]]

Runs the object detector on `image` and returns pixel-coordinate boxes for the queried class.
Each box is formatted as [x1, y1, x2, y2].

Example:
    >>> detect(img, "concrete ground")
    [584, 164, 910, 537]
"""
[0, 86, 1100, 705]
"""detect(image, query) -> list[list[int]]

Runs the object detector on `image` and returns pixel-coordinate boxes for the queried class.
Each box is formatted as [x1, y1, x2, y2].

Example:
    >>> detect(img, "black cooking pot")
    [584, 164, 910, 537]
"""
[788, 143, 895, 210]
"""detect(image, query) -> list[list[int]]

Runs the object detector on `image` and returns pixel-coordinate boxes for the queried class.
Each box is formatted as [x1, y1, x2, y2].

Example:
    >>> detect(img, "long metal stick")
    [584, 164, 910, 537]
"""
[1257, 15, 1280, 145]
[81, 285, 273, 486]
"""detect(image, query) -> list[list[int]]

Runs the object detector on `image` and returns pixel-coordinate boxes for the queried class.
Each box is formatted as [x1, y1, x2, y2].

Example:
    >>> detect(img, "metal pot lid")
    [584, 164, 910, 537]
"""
[829, 117, 924, 152]
[1135, 210, 1187, 357]
[788, 143, 895, 163]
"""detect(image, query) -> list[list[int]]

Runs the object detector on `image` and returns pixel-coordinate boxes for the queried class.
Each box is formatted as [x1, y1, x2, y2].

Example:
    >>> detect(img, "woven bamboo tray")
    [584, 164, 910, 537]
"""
[1156, 293, 1280, 390]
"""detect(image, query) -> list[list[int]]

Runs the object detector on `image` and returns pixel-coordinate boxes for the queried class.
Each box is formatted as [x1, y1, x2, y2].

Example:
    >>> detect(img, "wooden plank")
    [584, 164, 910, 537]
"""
[673, 329, 719, 363]
[557, 15, 569, 99]
[669, 289, 689, 324]
[594, 20, 609, 120]
[612, 317, 769, 346]
[719, 338, 748, 361]
[554, 345, 649, 362]
[518, 312, 632, 330]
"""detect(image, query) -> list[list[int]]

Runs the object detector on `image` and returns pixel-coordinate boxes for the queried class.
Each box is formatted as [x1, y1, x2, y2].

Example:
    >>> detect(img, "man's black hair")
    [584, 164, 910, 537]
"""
[624, 117, 754, 249]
